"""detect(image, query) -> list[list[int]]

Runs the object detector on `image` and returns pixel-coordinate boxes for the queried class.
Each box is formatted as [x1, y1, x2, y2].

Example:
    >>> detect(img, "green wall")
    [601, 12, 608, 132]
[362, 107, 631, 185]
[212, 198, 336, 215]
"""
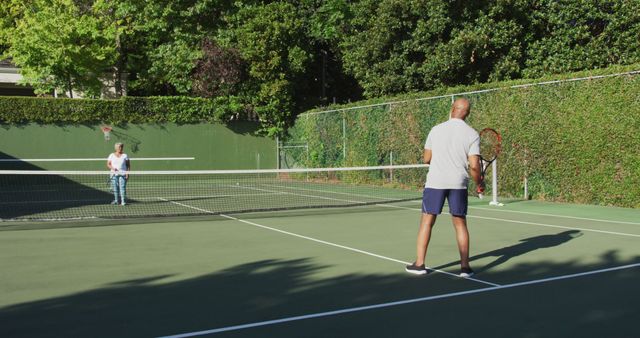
[288, 71, 640, 208]
[0, 122, 276, 171]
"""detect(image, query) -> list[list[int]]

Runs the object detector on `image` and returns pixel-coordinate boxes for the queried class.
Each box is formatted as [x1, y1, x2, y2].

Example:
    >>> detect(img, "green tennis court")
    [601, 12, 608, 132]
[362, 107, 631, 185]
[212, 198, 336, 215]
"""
[1, 198, 638, 338]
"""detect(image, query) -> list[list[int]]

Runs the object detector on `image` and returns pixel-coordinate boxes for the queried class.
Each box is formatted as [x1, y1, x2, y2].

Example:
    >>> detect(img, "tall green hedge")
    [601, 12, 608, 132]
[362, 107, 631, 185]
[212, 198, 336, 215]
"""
[287, 70, 640, 208]
[0, 96, 246, 124]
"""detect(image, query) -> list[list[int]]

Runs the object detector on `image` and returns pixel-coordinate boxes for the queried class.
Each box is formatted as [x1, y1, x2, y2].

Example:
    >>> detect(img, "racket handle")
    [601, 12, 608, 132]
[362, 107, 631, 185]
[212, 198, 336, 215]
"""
[477, 175, 485, 199]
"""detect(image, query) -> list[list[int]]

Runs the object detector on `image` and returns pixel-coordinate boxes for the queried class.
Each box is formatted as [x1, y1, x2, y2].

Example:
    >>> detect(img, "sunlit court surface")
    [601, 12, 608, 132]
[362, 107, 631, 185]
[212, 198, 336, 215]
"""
[2, 2, 639, 337]
[2, 196, 639, 338]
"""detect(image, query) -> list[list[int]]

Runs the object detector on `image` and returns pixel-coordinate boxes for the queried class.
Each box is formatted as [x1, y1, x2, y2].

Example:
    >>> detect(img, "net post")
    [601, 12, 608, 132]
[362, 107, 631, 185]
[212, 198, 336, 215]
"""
[489, 159, 503, 206]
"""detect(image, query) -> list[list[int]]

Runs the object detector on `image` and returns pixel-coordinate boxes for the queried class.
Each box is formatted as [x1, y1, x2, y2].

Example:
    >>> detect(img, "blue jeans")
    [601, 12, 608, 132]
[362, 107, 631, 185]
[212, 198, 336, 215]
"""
[112, 175, 127, 204]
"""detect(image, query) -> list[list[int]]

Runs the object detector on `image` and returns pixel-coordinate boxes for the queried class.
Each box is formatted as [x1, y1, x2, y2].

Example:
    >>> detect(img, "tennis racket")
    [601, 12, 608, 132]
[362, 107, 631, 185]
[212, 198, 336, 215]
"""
[107, 173, 115, 192]
[478, 128, 502, 199]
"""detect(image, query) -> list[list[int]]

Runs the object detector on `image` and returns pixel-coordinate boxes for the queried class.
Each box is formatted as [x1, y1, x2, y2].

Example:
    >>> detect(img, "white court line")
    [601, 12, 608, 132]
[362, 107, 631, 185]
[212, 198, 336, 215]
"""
[383, 204, 640, 238]
[233, 184, 368, 204]
[260, 183, 394, 201]
[2, 192, 285, 205]
[220, 186, 500, 286]
[406, 200, 640, 226]
[468, 205, 640, 225]
[158, 262, 640, 338]
[157, 197, 499, 288]
[0, 157, 195, 162]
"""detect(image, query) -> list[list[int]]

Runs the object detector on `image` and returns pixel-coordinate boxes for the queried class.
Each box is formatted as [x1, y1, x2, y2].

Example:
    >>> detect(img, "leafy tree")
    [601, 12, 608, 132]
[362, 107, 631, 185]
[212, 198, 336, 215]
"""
[0, 0, 33, 51]
[220, 1, 312, 135]
[524, 0, 640, 77]
[192, 38, 246, 98]
[301, 0, 363, 105]
[340, 0, 531, 97]
[3, 0, 638, 135]
[340, 0, 640, 98]
[95, 0, 240, 96]
[4, 0, 115, 97]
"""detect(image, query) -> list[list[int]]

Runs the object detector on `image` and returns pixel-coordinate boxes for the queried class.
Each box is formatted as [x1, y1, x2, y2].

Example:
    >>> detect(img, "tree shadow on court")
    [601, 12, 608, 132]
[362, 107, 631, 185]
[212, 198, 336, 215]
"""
[0, 151, 115, 220]
[109, 129, 142, 153]
[434, 230, 584, 273]
[1, 251, 639, 338]
[224, 120, 262, 135]
[0, 258, 435, 338]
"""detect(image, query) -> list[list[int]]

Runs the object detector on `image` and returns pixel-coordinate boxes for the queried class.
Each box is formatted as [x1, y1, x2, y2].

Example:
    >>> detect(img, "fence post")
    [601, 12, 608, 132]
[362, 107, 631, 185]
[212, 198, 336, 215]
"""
[342, 117, 346, 161]
[276, 136, 280, 169]
[390, 151, 394, 182]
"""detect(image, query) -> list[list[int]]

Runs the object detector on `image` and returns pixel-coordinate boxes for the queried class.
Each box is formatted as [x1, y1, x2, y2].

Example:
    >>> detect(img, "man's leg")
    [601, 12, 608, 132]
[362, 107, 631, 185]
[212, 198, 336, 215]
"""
[415, 213, 437, 266]
[111, 176, 119, 204]
[448, 189, 473, 275]
[409, 188, 445, 271]
[119, 176, 127, 205]
[451, 215, 471, 268]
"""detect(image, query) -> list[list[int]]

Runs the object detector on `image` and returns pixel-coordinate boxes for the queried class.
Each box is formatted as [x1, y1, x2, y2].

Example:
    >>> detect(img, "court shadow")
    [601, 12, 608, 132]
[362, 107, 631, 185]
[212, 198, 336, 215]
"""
[0, 258, 436, 338]
[1, 252, 639, 338]
[0, 151, 115, 220]
[434, 230, 584, 273]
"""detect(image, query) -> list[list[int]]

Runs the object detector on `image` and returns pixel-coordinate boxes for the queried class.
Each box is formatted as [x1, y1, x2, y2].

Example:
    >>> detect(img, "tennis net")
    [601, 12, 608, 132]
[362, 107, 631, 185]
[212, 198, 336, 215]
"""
[0, 164, 428, 221]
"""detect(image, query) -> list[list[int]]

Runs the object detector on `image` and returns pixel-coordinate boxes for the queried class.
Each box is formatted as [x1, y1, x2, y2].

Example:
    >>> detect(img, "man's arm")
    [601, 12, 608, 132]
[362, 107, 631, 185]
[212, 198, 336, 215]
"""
[423, 149, 432, 164]
[468, 154, 484, 192]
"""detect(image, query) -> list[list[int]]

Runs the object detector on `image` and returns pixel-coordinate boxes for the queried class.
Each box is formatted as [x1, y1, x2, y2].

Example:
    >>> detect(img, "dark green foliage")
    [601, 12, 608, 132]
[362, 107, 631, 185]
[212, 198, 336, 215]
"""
[288, 69, 640, 208]
[469, 74, 640, 208]
[192, 39, 246, 98]
[340, 0, 640, 97]
[0, 96, 246, 125]
[341, 0, 533, 96]
[2, 1, 640, 137]
[524, 0, 640, 77]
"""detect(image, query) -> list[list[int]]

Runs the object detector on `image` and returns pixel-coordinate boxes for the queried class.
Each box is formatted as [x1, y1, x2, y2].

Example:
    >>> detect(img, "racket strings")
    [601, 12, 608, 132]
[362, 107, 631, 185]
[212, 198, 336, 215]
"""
[479, 130, 501, 161]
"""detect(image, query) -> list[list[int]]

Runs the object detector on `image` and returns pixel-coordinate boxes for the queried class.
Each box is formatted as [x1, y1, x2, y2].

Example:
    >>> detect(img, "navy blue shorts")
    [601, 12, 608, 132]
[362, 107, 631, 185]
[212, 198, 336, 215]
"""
[422, 188, 468, 216]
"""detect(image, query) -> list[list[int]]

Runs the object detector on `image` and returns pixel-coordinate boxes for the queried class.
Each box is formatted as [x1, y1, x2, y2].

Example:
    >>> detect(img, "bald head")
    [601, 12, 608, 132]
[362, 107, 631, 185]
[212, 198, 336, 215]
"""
[450, 98, 470, 120]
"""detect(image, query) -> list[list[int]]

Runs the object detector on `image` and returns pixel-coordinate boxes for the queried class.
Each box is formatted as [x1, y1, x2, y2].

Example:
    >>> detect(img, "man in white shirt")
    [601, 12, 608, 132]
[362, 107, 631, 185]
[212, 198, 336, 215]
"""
[107, 142, 130, 206]
[406, 98, 484, 277]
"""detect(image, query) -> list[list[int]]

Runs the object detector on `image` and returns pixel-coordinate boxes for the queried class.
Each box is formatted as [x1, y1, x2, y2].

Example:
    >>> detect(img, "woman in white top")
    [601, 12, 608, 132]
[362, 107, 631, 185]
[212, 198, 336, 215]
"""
[107, 142, 131, 205]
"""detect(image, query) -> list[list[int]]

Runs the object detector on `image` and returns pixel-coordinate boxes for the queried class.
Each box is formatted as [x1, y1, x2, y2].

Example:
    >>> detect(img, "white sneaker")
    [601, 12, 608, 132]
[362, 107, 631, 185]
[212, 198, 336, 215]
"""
[460, 267, 475, 278]
[405, 263, 428, 275]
